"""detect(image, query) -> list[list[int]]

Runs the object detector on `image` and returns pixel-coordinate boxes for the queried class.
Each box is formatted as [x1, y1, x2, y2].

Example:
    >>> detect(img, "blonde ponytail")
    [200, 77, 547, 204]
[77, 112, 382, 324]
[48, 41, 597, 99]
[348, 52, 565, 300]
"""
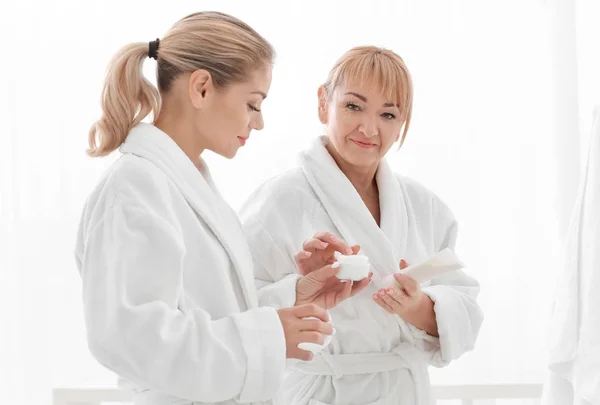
[88, 43, 160, 157]
[87, 11, 274, 157]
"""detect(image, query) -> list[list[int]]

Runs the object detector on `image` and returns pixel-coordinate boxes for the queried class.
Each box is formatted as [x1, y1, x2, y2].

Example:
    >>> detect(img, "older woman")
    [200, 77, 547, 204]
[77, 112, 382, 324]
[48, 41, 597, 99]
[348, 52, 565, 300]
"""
[239, 46, 484, 405]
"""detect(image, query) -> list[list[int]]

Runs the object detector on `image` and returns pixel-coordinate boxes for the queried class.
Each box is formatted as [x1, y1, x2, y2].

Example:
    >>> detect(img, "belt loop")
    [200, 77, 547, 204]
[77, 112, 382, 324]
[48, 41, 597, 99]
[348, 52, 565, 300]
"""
[320, 352, 344, 379]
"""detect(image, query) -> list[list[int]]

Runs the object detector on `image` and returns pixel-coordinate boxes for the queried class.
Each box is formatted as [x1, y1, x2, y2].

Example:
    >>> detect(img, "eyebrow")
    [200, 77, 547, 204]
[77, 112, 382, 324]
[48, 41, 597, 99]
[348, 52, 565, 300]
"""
[251, 91, 267, 100]
[345, 92, 398, 108]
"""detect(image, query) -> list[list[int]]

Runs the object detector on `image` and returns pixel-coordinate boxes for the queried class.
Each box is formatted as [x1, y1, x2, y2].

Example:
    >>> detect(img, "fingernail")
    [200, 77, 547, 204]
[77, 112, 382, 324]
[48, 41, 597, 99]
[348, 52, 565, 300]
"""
[321, 242, 329, 248]
[373, 294, 378, 300]
[305, 251, 312, 257]
[379, 291, 386, 296]
[346, 248, 353, 254]
[332, 262, 340, 268]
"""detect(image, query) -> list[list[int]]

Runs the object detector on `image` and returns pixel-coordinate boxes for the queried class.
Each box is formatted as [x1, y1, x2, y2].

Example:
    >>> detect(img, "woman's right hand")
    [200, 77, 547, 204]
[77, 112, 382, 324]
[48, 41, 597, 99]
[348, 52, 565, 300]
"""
[294, 232, 358, 276]
[295, 264, 372, 309]
[277, 304, 333, 361]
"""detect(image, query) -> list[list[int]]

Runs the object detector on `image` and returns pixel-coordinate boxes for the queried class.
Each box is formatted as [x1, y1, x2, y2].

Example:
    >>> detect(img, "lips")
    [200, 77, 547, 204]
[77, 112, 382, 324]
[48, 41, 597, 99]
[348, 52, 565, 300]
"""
[350, 139, 377, 148]
[237, 136, 248, 146]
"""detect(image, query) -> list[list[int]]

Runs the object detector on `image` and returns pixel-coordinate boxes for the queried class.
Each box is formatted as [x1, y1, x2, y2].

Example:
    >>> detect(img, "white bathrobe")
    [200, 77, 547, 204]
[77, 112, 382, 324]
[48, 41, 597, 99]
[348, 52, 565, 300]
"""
[543, 106, 600, 405]
[74, 123, 286, 405]
[239, 137, 484, 405]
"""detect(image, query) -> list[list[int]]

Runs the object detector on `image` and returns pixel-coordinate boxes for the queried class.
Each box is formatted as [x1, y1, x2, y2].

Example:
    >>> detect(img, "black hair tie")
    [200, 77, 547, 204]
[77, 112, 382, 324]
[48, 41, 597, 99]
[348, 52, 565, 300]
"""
[148, 38, 160, 60]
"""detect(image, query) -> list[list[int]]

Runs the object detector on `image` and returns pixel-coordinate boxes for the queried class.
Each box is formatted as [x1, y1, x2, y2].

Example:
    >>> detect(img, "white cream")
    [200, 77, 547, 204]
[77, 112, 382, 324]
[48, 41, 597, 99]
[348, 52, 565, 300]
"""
[333, 251, 370, 281]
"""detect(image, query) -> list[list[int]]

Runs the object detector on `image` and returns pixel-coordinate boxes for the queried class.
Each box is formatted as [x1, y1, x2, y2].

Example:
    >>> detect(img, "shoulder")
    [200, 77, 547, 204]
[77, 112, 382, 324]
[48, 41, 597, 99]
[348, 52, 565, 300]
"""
[395, 174, 456, 222]
[397, 174, 435, 200]
[239, 167, 317, 221]
[81, 154, 179, 231]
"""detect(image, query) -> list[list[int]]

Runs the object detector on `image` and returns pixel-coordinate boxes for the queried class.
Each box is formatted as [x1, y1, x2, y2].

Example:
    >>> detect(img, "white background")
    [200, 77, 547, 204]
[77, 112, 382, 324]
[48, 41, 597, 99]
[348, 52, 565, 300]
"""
[0, 0, 598, 404]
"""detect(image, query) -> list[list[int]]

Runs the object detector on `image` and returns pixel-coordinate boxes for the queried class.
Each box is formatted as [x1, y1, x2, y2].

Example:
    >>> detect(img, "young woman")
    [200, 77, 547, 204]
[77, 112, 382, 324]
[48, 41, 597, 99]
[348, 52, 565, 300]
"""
[74, 12, 369, 405]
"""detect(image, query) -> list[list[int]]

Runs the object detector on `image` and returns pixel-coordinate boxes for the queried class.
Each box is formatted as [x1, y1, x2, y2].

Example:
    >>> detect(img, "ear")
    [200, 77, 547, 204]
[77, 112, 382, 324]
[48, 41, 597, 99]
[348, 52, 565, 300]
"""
[188, 69, 213, 109]
[317, 86, 329, 125]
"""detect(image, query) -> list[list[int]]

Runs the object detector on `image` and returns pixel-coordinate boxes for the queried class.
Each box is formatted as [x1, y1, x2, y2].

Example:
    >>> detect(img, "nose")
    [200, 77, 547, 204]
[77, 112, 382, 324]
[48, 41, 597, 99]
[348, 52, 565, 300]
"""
[251, 113, 264, 131]
[358, 115, 378, 138]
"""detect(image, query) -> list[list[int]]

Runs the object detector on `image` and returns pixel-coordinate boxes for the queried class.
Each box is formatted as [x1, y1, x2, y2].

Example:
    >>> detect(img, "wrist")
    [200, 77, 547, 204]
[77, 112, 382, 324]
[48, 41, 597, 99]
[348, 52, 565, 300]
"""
[295, 297, 309, 306]
[401, 295, 436, 335]
[294, 277, 308, 306]
[416, 295, 438, 336]
[416, 293, 433, 313]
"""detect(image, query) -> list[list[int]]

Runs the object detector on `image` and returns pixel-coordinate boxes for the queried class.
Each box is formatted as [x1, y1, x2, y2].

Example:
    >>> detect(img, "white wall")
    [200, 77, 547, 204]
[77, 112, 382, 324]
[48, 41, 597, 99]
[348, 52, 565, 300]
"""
[0, 1, 579, 404]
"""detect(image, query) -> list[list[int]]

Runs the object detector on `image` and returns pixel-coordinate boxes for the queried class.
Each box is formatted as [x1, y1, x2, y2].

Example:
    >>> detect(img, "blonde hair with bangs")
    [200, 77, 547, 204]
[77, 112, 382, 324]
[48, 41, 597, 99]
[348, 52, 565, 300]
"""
[321, 46, 413, 147]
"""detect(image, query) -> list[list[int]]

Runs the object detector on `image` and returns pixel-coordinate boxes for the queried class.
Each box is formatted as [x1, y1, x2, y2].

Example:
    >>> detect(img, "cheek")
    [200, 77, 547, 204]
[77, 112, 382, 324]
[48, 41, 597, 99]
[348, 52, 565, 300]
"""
[217, 95, 248, 125]
[329, 110, 359, 139]
[223, 104, 248, 135]
[381, 124, 403, 148]
[237, 107, 250, 129]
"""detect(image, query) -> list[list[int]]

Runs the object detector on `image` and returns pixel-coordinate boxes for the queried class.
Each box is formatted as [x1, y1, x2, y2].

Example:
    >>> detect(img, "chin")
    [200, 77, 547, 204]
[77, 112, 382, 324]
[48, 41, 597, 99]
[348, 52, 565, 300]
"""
[212, 146, 238, 160]
[344, 151, 378, 167]
[224, 150, 238, 159]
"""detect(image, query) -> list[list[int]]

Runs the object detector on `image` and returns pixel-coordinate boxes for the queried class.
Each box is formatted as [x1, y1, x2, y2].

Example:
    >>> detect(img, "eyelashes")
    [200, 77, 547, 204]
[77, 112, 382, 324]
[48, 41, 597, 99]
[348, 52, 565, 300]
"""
[346, 102, 361, 111]
[345, 103, 397, 120]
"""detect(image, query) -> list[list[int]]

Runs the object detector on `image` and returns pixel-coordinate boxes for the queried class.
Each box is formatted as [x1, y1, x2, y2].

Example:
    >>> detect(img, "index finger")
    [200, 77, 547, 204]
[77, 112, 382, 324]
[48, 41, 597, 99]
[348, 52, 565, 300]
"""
[308, 264, 340, 282]
[299, 319, 334, 335]
[313, 232, 353, 255]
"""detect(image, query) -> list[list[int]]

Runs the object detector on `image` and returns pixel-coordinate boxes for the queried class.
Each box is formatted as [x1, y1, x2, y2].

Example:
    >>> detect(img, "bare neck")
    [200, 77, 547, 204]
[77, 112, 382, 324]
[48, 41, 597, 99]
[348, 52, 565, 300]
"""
[325, 143, 381, 225]
[325, 143, 379, 196]
[154, 109, 205, 168]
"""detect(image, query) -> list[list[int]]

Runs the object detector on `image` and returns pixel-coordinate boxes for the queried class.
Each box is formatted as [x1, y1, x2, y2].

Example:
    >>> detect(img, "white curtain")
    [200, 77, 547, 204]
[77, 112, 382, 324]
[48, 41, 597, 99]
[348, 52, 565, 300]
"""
[541, 0, 600, 403]
[542, 107, 600, 405]
[0, 1, 584, 404]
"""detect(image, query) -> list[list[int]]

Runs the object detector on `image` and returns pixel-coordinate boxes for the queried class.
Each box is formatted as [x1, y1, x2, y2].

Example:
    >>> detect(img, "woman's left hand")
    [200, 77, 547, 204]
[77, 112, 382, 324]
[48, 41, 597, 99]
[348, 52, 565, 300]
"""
[295, 263, 373, 309]
[373, 259, 439, 336]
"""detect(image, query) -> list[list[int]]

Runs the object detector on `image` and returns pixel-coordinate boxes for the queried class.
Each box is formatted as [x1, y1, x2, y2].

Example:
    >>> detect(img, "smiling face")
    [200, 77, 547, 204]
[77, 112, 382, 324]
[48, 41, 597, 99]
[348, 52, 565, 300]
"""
[318, 46, 413, 171]
[319, 81, 404, 169]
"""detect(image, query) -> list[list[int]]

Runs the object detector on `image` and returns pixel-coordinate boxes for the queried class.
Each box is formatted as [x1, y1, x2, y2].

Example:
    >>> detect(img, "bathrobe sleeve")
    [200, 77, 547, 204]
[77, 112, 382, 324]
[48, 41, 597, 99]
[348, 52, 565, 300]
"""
[242, 216, 302, 309]
[77, 202, 285, 403]
[420, 196, 484, 367]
